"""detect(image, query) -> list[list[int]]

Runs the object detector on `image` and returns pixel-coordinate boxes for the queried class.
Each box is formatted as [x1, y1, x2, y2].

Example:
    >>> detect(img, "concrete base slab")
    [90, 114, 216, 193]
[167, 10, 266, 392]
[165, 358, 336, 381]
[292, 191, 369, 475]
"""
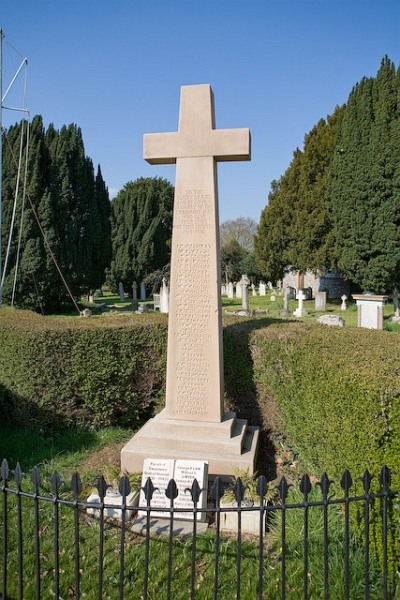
[131, 516, 209, 538]
[121, 410, 259, 477]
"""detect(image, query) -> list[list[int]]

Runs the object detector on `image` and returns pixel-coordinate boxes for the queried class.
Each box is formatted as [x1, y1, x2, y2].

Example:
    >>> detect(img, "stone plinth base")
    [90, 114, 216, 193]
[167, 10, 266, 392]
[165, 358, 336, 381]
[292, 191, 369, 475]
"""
[121, 409, 259, 477]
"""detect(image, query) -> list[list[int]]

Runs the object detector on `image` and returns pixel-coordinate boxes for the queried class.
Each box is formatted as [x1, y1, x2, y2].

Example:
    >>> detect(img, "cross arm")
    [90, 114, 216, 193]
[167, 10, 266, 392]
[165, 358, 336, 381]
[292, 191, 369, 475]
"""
[143, 128, 251, 165]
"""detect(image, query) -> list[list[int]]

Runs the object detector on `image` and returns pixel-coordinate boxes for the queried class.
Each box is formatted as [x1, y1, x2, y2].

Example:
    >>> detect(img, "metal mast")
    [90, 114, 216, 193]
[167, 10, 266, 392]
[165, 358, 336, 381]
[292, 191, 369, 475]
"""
[0, 30, 28, 306]
[0, 28, 3, 305]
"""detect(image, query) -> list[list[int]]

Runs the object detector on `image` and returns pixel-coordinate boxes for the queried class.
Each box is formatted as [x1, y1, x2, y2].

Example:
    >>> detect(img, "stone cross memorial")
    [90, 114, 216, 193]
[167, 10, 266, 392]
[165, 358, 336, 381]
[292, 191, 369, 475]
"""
[121, 84, 259, 476]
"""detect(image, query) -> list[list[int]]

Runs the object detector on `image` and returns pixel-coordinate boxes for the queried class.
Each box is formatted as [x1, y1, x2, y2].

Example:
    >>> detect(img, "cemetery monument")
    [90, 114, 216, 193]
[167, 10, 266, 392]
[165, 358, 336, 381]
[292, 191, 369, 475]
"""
[121, 84, 259, 476]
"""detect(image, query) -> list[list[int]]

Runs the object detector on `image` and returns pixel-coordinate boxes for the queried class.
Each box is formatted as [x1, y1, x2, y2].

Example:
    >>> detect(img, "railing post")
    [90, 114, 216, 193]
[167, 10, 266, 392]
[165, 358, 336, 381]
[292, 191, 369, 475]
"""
[340, 469, 353, 600]
[300, 473, 312, 600]
[1, 459, 9, 600]
[71, 471, 83, 600]
[31, 466, 41, 600]
[14, 463, 24, 600]
[361, 469, 373, 600]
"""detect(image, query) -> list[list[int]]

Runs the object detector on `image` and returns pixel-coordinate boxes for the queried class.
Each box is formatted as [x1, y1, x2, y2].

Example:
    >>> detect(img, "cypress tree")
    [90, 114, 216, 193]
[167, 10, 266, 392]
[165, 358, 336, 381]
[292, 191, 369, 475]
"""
[109, 177, 174, 287]
[1, 117, 112, 311]
[328, 58, 400, 292]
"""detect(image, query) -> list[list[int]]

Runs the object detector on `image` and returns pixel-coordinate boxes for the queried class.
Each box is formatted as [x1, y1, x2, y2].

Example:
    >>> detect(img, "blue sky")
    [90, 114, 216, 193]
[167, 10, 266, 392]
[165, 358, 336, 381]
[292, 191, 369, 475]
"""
[2, 1, 400, 223]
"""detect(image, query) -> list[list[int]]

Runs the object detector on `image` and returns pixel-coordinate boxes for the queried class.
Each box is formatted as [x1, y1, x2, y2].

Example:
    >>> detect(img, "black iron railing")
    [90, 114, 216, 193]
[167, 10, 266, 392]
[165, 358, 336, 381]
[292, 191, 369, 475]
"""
[0, 460, 398, 600]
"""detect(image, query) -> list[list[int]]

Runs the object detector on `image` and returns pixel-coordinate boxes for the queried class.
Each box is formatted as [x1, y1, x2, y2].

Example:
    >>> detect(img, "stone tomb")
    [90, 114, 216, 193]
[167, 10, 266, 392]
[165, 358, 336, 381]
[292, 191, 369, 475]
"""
[352, 294, 388, 330]
[121, 84, 259, 476]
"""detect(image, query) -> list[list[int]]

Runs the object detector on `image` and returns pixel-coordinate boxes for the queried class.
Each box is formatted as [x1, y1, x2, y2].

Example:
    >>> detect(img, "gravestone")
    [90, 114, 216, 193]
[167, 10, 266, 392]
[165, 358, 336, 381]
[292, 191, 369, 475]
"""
[259, 282, 266, 296]
[121, 84, 259, 476]
[227, 281, 234, 299]
[281, 292, 290, 316]
[140, 282, 146, 301]
[119, 281, 125, 302]
[153, 293, 161, 311]
[159, 278, 169, 313]
[240, 275, 249, 311]
[132, 281, 138, 310]
[293, 289, 307, 317]
[391, 288, 400, 322]
[341, 294, 347, 311]
[315, 291, 326, 312]
[221, 284, 226, 296]
[251, 283, 256, 296]
[235, 282, 242, 299]
[352, 294, 388, 330]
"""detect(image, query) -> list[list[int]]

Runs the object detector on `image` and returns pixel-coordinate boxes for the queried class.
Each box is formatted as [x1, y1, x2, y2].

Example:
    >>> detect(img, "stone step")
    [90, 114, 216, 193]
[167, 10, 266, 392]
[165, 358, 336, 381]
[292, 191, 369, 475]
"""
[134, 418, 249, 455]
[121, 425, 260, 478]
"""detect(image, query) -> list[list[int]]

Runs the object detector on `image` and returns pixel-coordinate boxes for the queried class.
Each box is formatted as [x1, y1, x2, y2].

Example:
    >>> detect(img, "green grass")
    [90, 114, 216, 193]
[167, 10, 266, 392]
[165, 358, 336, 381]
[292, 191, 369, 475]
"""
[222, 291, 398, 330]
[0, 423, 131, 472]
[1, 470, 393, 599]
[0, 423, 395, 599]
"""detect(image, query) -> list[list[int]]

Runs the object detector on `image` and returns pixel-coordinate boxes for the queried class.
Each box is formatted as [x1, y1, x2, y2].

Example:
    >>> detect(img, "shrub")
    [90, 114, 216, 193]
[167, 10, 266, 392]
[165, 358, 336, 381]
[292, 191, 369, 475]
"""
[0, 308, 167, 429]
[251, 321, 400, 573]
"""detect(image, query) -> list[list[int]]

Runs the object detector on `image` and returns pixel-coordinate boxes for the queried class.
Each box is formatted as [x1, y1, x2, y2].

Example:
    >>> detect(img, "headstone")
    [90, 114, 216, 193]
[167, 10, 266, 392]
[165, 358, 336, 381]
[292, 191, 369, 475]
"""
[241, 275, 249, 311]
[270, 295, 276, 302]
[251, 283, 256, 296]
[140, 282, 146, 301]
[394, 293, 399, 316]
[160, 278, 169, 313]
[293, 289, 307, 317]
[221, 284, 226, 296]
[315, 291, 327, 312]
[340, 294, 347, 311]
[259, 282, 266, 296]
[138, 458, 208, 522]
[392, 288, 400, 322]
[132, 281, 138, 310]
[235, 282, 242, 299]
[153, 293, 161, 311]
[352, 294, 388, 330]
[317, 314, 345, 328]
[121, 84, 259, 476]
[267, 281, 273, 290]
[119, 281, 125, 302]
[88, 292, 94, 303]
[227, 281, 234, 299]
[281, 292, 290, 315]
[288, 286, 296, 300]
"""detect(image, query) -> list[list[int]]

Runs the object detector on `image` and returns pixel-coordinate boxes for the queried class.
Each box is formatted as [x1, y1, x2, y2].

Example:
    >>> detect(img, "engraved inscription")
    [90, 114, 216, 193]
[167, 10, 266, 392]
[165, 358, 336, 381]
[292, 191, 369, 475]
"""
[174, 189, 213, 234]
[174, 243, 212, 417]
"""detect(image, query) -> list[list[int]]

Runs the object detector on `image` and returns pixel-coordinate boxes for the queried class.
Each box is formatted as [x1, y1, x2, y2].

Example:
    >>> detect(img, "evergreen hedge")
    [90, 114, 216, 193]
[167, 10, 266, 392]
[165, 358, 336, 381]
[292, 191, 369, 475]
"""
[0, 309, 167, 429]
[251, 321, 400, 571]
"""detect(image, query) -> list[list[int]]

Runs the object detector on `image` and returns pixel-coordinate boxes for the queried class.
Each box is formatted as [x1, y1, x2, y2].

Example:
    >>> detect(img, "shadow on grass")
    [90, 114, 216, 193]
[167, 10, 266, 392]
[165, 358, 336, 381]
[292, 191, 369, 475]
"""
[0, 381, 99, 470]
[223, 316, 299, 481]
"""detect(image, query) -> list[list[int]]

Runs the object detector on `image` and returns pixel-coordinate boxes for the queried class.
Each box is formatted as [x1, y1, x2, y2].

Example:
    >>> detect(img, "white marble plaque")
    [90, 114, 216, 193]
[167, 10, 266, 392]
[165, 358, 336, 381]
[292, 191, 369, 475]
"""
[139, 458, 208, 521]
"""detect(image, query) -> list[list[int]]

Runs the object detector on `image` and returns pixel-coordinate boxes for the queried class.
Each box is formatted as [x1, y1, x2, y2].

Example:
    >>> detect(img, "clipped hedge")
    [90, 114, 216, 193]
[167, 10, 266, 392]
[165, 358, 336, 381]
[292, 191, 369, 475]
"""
[0, 309, 167, 429]
[251, 321, 400, 571]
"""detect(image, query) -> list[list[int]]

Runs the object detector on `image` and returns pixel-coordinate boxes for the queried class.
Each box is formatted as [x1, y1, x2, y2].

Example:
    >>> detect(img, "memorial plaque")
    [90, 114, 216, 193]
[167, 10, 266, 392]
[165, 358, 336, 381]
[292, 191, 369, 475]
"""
[139, 458, 208, 521]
